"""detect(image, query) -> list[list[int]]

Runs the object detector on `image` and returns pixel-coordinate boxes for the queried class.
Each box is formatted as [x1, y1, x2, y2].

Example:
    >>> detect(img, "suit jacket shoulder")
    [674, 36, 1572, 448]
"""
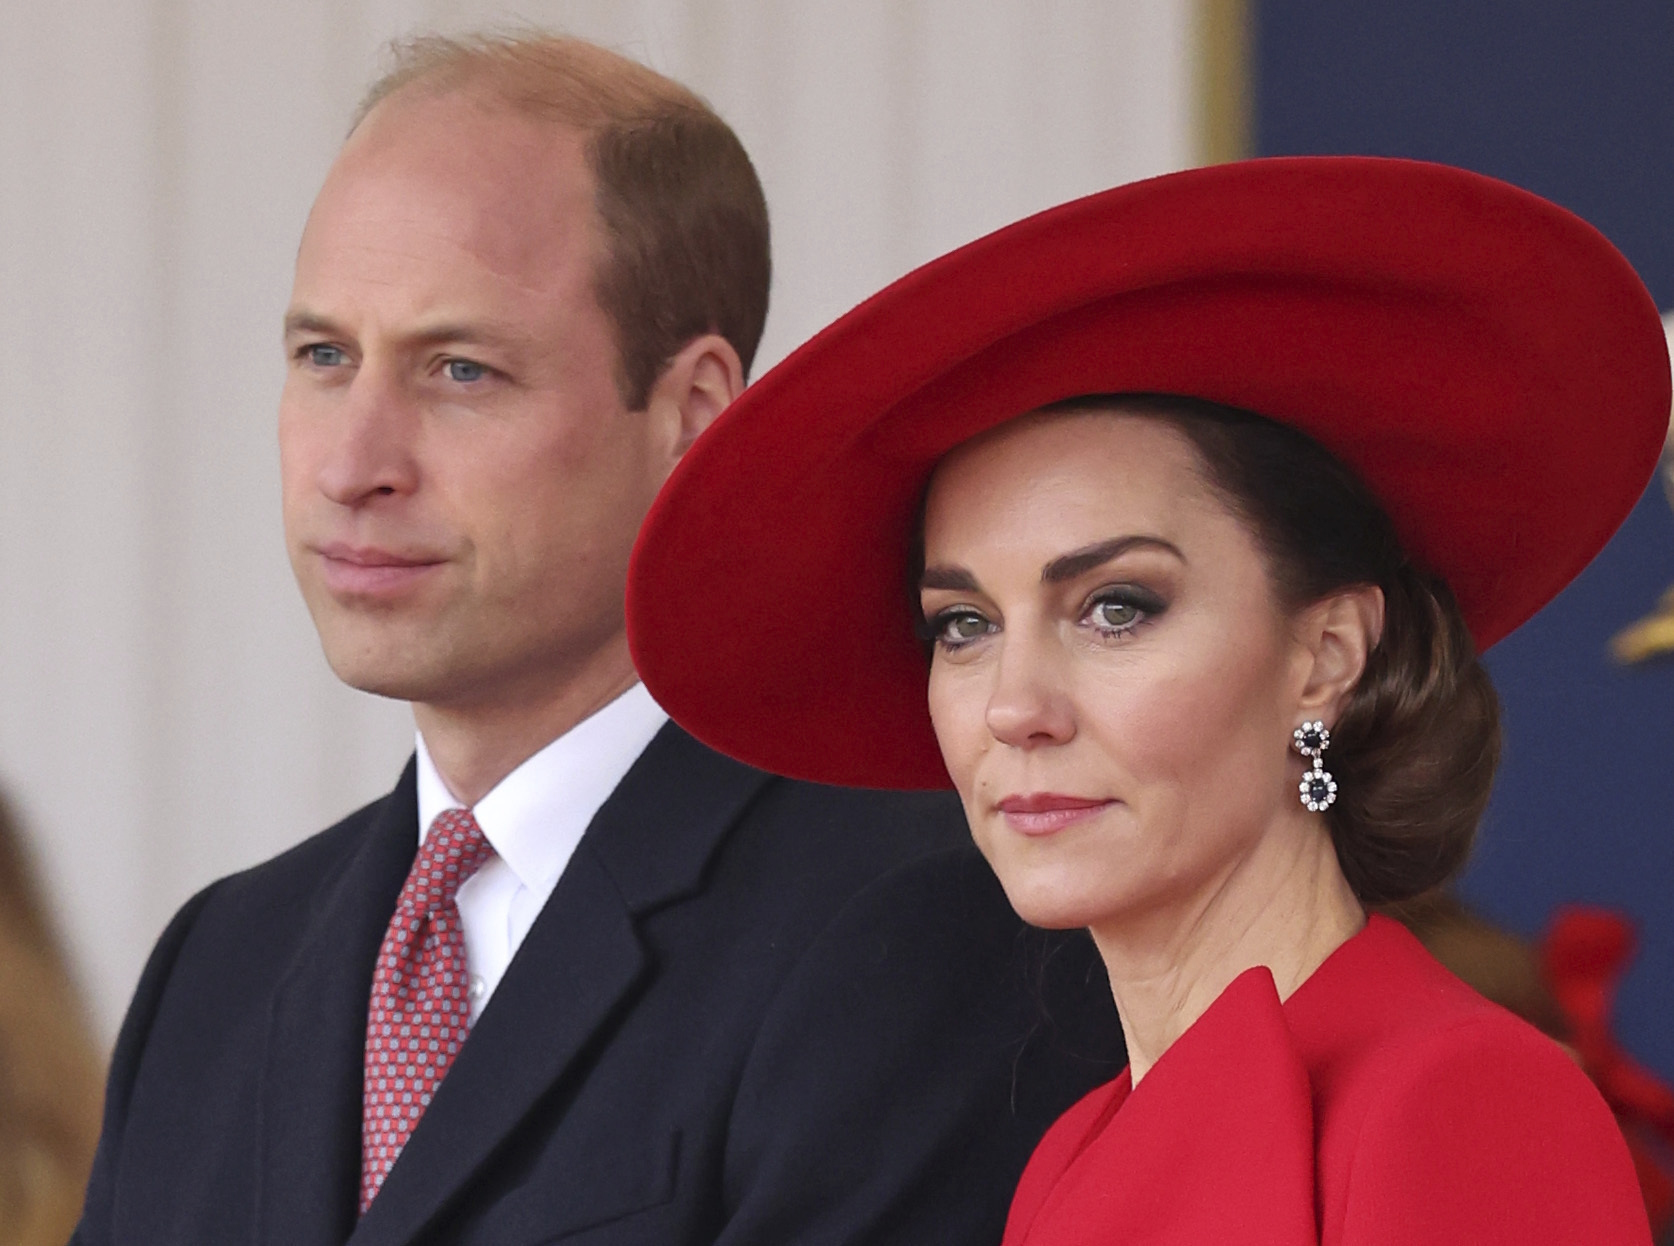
[76, 766, 419, 1245]
[77, 729, 1122, 1246]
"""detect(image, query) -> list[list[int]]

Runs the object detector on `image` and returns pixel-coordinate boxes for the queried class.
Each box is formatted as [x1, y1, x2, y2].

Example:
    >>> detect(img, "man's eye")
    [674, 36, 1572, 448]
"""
[306, 344, 347, 368]
[445, 359, 487, 383]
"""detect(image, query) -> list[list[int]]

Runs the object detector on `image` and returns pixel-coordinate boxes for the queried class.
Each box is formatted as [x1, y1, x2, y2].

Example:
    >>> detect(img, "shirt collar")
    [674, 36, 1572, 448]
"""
[415, 682, 669, 894]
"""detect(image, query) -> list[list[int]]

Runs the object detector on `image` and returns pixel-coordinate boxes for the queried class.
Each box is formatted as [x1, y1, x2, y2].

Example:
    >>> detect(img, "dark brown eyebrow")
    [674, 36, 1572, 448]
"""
[919, 566, 981, 592]
[1041, 536, 1184, 584]
[919, 535, 1182, 595]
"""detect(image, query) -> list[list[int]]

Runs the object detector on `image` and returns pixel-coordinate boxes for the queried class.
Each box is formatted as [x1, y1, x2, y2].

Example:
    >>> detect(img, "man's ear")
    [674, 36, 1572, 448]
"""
[1294, 585, 1385, 722]
[645, 333, 745, 468]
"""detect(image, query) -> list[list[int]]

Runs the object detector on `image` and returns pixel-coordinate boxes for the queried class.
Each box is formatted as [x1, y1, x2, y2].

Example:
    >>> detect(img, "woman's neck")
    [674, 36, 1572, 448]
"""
[1090, 818, 1364, 1085]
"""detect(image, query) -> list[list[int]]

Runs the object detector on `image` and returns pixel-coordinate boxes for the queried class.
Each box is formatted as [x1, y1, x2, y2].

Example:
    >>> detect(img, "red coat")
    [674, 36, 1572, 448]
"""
[1002, 915, 1651, 1244]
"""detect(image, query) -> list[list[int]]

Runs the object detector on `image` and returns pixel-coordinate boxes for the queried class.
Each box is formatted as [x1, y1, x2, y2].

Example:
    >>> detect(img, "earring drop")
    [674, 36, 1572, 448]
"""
[1292, 720, 1337, 812]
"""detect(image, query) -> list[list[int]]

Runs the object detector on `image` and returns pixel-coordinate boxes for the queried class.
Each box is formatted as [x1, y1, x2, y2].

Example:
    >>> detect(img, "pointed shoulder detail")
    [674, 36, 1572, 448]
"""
[1004, 967, 1317, 1245]
[1004, 917, 1650, 1246]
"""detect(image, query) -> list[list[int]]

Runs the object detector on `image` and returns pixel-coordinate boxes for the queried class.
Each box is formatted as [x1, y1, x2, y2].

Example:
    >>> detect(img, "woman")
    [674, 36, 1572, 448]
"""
[626, 158, 1672, 1242]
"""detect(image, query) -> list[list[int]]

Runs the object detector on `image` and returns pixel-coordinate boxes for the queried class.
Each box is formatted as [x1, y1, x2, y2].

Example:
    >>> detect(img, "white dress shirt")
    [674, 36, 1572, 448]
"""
[415, 682, 669, 1021]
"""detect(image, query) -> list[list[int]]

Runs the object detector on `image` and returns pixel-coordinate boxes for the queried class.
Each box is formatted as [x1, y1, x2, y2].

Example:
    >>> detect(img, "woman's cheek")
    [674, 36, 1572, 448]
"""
[927, 663, 988, 793]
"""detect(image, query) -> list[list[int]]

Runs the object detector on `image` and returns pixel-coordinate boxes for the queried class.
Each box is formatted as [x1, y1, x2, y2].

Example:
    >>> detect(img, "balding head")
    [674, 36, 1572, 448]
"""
[355, 33, 771, 410]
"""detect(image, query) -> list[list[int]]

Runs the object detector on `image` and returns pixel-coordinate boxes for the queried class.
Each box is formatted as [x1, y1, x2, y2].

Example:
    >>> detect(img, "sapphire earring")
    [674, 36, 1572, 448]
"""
[1292, 720, 1338, 812]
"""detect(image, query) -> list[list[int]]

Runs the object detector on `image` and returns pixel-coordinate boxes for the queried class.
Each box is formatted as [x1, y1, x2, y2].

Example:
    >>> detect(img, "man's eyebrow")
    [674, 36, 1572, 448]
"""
[283, 310, 343, 338]
[281, 312, 529, 350]
[919, 566, 981, 592]
[1041, 536, 1184, 583]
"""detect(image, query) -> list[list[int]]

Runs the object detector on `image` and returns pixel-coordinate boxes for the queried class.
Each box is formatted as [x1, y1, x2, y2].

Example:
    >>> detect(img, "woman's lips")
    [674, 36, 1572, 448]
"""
[994, 794, 1116, 836]
[314, 543, 444, 598]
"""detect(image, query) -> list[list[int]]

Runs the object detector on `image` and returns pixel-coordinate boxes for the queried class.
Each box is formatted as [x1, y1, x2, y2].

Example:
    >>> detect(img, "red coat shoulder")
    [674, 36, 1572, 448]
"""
[1298, 921, 1647, 1244]
[1002, 917, 1651, 1246]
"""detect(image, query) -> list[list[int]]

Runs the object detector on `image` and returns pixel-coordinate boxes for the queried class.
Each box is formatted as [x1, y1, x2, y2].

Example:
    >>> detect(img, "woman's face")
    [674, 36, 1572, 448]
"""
[920, 410, 1325, 935]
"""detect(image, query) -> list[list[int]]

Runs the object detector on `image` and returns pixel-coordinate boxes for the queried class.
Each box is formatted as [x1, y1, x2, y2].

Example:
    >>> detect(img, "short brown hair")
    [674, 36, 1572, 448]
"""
[356, 32, 771, 410]
[1047, 394, 1501, 905]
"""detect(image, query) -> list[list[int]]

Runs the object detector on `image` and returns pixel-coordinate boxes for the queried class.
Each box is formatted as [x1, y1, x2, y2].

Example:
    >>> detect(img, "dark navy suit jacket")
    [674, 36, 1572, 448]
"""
[73, 724, 1121, 1245]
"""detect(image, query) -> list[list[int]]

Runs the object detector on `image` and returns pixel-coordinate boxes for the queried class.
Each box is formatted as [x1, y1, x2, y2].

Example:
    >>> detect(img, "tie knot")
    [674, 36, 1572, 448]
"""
[407, 808, 494, 914]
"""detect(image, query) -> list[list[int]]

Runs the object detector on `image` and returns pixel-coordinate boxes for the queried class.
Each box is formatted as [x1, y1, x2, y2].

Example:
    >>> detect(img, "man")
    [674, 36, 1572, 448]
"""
[74, 33, 1119, 1246]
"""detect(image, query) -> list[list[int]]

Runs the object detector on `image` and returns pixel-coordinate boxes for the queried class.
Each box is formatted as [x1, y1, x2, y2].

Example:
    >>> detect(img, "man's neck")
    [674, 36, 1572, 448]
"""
[413, 638, 641, 807]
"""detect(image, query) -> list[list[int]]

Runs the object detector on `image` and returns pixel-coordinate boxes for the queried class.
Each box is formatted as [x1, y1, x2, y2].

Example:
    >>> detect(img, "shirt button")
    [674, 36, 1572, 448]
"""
[468, 975, 485, 1002]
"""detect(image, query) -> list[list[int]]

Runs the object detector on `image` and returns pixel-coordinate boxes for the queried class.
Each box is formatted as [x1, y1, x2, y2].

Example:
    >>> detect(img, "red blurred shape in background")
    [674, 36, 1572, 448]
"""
[1544, 905, 1674, 1234]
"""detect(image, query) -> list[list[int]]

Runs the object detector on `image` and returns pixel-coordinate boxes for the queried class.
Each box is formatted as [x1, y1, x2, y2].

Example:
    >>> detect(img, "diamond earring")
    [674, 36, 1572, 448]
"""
[1292, 720, 1338, 812]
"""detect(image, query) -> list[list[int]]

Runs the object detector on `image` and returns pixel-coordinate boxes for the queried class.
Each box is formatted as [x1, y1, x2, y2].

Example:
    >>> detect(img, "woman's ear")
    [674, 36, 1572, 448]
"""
[1295, 585, 1385, 720]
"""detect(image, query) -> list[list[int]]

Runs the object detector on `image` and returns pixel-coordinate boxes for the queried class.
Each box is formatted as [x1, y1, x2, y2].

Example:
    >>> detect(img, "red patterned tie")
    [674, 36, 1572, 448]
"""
[360, 808, 495, 1213]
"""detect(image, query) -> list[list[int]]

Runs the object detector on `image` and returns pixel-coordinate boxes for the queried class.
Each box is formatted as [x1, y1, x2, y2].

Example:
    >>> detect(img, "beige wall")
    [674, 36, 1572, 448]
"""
[0, 0, 1199, 1038]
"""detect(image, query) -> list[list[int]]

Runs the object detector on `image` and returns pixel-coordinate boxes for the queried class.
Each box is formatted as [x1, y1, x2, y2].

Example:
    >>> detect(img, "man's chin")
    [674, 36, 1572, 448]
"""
[326, 666, 433, 704]
[317, 643, 449, 705]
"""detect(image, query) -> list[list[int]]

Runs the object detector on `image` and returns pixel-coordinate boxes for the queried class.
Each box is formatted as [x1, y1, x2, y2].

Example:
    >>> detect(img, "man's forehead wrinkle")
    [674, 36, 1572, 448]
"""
[299, 187, 587, 312]
[307, 252, 581, 341]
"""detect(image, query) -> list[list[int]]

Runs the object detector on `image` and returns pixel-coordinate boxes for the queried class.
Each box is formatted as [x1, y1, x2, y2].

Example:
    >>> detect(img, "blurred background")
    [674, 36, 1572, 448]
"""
[0, 0, 1669, 1183]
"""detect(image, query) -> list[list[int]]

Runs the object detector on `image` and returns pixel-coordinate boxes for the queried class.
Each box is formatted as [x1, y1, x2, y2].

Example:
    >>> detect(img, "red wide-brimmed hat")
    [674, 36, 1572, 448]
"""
[627, 156, 1671, 790]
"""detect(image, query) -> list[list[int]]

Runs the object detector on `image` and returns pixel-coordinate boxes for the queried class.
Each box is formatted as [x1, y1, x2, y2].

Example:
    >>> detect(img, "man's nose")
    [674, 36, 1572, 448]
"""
[314, 366, 421, 507]
[984, 631, 1077, 750]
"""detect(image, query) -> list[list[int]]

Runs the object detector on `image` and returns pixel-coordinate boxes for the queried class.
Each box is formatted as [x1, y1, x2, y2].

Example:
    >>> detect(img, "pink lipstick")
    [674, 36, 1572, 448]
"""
[994, 793, 1115, 836]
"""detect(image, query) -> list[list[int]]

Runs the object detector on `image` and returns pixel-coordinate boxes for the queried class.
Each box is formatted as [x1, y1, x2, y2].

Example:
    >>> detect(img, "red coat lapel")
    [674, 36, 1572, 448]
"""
[1004, 967, 1318, 1245]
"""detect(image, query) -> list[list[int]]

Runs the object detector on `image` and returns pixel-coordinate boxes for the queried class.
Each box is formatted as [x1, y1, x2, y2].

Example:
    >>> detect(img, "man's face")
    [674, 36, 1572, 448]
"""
[280, 91, 667, 714]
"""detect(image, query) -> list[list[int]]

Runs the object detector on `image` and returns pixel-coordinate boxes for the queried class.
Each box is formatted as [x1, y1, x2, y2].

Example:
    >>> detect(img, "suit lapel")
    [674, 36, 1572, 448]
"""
[348, 725, 771, 1246]
[257, 762, 420, 1246]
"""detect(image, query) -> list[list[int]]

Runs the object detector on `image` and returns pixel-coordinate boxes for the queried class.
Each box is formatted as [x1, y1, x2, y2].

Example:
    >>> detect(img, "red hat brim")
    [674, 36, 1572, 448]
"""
[628, 157, 1671, 789]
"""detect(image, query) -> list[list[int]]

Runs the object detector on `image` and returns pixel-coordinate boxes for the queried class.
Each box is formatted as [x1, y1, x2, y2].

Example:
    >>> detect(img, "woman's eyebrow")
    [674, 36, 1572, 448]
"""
[919, 566, 981, 592]
[1041, 535, 1184, 583]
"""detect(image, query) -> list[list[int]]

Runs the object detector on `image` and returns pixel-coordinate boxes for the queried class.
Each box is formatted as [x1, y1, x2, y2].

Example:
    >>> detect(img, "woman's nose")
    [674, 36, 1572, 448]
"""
[984, 636, 1077, 749]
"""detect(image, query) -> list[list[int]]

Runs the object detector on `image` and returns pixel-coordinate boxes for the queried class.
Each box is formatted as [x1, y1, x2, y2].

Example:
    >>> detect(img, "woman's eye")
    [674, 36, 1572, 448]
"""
[1083, 587, 1165, 637]
[1090, 599, 1140, 630]
[444, 358, 488, 383]
[929, 609, 994, 650]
